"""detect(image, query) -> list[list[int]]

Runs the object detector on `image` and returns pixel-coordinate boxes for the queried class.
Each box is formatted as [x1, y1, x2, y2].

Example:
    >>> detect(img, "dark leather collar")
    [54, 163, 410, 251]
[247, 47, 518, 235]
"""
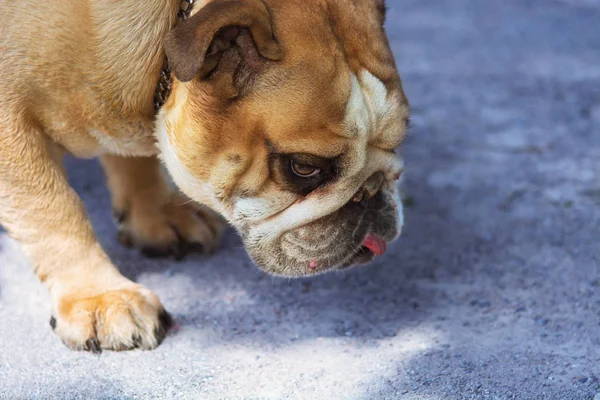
[153, 0, 195, 112]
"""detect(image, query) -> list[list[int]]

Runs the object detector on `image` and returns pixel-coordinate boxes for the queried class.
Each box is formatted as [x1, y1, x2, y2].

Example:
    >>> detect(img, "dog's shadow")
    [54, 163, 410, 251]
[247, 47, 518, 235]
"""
[67, 156, 486, 346]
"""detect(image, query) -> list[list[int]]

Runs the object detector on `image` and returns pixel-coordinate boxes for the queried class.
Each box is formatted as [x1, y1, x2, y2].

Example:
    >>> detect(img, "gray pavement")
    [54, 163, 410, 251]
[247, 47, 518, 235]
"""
[1, 0, 599, 399]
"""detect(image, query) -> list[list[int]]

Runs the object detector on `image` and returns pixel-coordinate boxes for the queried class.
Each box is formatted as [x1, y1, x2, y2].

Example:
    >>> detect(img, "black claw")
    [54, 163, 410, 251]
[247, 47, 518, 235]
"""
[86, 338, 102, 354]
[141, 245, 172, 259]
[170, 226, 187, 261]
[113, 209, 127, 224]
[160, 310, 174, 329]
[49, 316, 56, 330]
[186, 242, 205, 254]
[172, 242, 185, 261]
[155, 310, 174, 345]
[132, 333, 142, 347]
[173, 241, 204, 261]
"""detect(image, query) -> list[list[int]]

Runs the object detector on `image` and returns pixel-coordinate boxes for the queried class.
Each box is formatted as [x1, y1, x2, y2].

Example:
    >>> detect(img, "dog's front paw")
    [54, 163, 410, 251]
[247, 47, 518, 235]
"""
[51, 284, 172, 352]
[115, 195, 227, 260]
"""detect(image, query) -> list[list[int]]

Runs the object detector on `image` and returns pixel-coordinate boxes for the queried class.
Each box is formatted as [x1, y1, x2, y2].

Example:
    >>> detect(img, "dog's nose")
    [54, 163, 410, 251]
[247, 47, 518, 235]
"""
[352, 172, 385, 203]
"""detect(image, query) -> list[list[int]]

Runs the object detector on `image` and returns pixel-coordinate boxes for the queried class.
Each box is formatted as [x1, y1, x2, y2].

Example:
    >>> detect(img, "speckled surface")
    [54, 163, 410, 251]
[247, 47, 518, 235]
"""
[1, 0, 599, 399]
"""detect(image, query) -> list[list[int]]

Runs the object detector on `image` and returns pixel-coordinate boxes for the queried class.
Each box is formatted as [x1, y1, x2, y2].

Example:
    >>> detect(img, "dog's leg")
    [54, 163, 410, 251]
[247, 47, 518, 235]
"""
[0, 122, 171, 352]
[100, 155, 226, 259]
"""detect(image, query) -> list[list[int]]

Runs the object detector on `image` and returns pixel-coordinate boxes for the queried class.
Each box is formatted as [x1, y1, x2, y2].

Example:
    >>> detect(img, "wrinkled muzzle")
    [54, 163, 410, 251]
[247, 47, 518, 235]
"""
[242, 180, 403, 277]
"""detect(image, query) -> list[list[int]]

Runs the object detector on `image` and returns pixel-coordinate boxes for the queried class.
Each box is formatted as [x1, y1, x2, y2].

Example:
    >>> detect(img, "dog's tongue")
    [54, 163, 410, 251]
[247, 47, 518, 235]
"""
[362, 234, 386, 256]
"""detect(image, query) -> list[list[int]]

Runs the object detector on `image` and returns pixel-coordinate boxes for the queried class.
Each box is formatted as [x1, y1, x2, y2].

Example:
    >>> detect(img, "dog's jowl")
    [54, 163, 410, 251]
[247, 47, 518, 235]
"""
[0, 0, 409, 351]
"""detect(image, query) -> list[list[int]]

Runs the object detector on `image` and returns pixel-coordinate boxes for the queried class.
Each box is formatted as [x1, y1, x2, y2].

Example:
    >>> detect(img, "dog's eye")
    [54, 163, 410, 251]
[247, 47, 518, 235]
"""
[290, 160, 321, 178]
[269, 152, 336, 195]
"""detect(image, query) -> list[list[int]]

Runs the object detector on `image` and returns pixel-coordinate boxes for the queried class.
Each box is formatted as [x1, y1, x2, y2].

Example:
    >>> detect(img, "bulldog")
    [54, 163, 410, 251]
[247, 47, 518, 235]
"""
[0, 0, 409, 352]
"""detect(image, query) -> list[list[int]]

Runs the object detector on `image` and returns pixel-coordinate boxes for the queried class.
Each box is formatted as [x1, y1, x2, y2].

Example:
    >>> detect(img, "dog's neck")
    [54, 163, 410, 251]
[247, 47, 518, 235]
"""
[89, 0, 182, 117]
[153, 0, 196, 112]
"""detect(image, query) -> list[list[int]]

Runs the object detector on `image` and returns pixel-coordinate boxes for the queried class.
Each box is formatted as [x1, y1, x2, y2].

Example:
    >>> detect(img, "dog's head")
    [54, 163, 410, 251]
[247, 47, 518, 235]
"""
[158, 0, 409, 276]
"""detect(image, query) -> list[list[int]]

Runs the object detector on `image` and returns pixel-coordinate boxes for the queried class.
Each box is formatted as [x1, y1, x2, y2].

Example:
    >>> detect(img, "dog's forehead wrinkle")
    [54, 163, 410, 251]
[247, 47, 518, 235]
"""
[344, 69, 406, 151]
[345, 74, 372, 140]
[361, 70, 390, 119]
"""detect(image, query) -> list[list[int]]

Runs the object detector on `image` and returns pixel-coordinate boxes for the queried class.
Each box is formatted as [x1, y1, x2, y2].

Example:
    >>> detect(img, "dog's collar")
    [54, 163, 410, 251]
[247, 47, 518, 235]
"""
[153, 0, 195, 112]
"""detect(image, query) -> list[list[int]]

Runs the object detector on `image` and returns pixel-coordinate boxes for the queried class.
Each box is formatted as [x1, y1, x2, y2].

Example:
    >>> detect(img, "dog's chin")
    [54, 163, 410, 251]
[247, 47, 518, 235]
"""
[246, 240, 381, 277]
[243, 226, 397, 278]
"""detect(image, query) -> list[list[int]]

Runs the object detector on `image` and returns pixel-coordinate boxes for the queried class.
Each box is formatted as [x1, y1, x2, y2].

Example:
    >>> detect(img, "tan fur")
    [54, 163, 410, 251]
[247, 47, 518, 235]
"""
[0, 0, 408, 351]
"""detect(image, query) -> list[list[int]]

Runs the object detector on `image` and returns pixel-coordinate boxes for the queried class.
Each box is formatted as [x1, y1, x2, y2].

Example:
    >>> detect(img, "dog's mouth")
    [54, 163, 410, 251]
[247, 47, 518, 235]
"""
[246, 226, 396, 277]
[308, 233, 387, 271]
[342, 247, 376, 268]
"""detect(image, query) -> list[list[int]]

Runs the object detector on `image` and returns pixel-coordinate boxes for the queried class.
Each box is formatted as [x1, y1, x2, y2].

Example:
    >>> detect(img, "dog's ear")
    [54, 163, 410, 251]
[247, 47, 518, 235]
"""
[164, 0, 284, 85]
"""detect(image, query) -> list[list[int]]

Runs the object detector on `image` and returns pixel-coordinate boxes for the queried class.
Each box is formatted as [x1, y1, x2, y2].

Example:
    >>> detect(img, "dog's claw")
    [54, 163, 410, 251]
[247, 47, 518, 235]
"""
[155, 310, 173, 343]
[132, 333, 142, 347]
[86, 338, 102, 354]
[185, 242, 204, 254]
[140, 245, 172, 259]
[137, 239, 204, 261]
[49, 316, 56, 330]
[113, 209, 127, 224]
[171, 242, 184, 261]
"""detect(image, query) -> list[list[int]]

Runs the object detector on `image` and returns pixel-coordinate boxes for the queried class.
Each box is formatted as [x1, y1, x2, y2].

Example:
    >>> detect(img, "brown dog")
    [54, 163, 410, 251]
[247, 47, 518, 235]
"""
[0, 0, 409, 352]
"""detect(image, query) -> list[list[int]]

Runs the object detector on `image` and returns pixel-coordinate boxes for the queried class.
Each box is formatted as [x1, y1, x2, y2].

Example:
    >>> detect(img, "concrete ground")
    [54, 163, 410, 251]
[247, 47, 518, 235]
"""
[1, 0, 599, 399]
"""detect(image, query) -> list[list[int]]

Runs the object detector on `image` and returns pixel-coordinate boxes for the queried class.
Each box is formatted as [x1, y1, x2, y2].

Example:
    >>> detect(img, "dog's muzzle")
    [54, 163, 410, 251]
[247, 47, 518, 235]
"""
[242, 173, 402, 277]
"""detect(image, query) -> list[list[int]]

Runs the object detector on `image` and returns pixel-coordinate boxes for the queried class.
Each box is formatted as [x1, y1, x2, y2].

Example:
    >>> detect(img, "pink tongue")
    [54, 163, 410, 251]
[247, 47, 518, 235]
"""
[362, 234, 386, 256]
